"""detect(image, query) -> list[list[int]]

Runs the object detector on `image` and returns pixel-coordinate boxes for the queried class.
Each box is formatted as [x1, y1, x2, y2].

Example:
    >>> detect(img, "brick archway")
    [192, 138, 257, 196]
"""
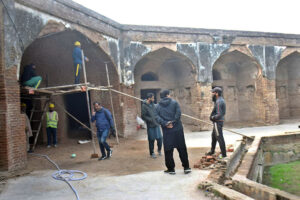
[212, 50, 264, 125]
[133, 47, 202, 130]
[276, 51, 300, 119]
[19, 29, 123, 143]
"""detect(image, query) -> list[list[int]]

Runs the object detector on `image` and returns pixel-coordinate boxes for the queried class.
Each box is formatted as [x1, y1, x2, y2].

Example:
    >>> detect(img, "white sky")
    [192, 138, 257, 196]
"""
[72, 0, 300, 34]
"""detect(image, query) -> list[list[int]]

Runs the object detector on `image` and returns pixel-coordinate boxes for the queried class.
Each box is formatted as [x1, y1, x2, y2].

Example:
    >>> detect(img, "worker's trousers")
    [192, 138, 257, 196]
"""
[24, 76, 42, 89]
[148, 138, 162, 155]
[97, 128, 111, 157]
[47, 127, 57, 146]
[74, 63, 82, 84]
[211, 121, 227, 157]
[164, 147, 189, 170]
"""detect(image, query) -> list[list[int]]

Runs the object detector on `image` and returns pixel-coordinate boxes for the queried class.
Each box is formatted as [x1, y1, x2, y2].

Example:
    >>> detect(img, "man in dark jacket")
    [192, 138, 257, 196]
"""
[72, 41, 89, 84]
[92, 102, 115, 160]
[141, 93, 162, 158]
[208, 87, 227, 159]
[21, 64, 42, 89]
[155, 90, 191, 175]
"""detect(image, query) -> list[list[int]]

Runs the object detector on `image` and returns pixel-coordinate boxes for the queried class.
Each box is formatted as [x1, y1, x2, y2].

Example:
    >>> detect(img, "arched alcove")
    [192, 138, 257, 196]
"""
[212, 50, 263, 124]
[134, 48, 198, 128]
[276, 52, 300, 119]
[20, 30, 122, 142]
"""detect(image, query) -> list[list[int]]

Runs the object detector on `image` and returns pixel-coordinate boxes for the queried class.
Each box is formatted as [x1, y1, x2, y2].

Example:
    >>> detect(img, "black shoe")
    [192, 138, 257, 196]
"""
[184, 168, 192, 174]
[164, 169, 176, 175]
[98, 156, 107, 161]
[205, 151, 214, 156]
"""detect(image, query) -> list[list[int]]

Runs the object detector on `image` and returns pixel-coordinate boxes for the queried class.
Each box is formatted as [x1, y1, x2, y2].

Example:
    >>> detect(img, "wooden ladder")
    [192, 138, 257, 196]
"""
[30, 96, 50, 151]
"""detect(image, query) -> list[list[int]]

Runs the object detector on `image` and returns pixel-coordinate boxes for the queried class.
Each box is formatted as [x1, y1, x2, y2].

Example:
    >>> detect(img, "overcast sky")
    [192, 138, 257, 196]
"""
[72, 0, 300, 34]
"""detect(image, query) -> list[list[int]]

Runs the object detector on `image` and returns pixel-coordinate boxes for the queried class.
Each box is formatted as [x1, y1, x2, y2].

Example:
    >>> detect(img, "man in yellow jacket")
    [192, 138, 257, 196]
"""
[46, 103, 58, 148]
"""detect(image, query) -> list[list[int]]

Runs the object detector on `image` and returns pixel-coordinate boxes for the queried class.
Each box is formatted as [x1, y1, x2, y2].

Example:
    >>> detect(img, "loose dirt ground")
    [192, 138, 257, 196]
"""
[26, 135, 209, 176]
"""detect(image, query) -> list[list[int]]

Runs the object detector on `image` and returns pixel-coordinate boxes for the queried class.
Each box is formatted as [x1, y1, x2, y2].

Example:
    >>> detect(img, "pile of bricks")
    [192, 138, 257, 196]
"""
[193, 153, 221, 169]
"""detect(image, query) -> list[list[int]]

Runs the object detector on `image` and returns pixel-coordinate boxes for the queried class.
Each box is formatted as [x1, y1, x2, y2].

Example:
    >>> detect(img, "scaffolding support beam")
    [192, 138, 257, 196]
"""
[82, 50, 97, 155]
[105, 62, 119, 144]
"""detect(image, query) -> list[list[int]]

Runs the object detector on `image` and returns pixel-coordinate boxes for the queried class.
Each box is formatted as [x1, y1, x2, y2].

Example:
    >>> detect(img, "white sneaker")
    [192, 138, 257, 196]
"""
[47, 145, 51, 148]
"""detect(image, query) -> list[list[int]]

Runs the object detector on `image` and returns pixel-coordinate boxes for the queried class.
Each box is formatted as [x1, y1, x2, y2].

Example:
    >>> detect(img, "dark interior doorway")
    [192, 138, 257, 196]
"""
[64, 92, 91, 139]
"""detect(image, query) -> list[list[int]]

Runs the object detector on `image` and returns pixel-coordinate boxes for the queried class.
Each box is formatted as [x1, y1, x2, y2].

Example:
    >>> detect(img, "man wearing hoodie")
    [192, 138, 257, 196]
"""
[155, 90, 191, 175]
[92, 102, 115, 160]
[207, 87, 227, 159]
[141, 93, 162, 158]
[72, 41, 89, 84]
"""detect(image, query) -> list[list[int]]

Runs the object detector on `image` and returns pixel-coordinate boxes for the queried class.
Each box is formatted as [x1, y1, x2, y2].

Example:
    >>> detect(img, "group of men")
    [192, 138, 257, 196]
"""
[141, 87, 226, 175]
[21, 40, 227, 175]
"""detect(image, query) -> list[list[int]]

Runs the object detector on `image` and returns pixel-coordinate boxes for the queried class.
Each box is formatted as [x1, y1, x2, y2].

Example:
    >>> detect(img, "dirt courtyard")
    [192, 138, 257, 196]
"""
[26, 134, 209, 176]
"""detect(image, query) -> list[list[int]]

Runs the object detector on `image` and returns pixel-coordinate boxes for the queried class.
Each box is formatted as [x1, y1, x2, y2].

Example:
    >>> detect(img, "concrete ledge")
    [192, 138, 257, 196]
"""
[199, 181, 255, 200]
[232, 174, 299, 200]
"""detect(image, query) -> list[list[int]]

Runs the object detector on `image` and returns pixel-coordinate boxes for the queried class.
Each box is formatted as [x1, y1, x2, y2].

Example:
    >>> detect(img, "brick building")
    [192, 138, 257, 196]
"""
[1, 0, 300, 171]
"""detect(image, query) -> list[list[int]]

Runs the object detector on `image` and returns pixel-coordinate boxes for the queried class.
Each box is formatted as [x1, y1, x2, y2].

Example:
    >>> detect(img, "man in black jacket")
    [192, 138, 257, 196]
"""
[208, 87, 227, 159]
[141, 93, 162, 158]
[155, 90, 191, 175]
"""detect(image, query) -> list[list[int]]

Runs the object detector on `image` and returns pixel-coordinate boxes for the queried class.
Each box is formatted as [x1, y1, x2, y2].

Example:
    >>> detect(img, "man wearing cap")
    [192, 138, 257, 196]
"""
[207, 87, 227, 159]
[46, 103, 58, 148]
[72, 41, 89, 84]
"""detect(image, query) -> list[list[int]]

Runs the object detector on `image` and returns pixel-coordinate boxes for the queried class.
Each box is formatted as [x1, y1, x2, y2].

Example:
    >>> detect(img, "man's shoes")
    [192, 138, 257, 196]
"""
[205, 151, 214, 156]
[184, 168, 192, 174]
[107, 150, 113, 158]
[164, 169, 176, 175]
[158, 151, 162, 156]
[47, 145, 51, 148]
[54, 144, 57, 148]
[98, 156, 107, 161]
[151, 153, 157, 159]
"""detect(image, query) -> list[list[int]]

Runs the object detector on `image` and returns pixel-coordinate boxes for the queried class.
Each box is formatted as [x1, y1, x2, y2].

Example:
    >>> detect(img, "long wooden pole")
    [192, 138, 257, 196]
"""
[55, 103, 97, 135]
[109, 88, 253, 140]
[38, 83, 90, 90]
[82, 50, 97, 154]
[105, 62, 119, 144]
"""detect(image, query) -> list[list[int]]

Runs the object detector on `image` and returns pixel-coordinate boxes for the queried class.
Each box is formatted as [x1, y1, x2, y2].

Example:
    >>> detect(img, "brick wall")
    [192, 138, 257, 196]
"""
[262, 79, 279, 124]
[0, 5, 26, 171]
[121, 85, 138, 137]
[0, 66, 27, 171]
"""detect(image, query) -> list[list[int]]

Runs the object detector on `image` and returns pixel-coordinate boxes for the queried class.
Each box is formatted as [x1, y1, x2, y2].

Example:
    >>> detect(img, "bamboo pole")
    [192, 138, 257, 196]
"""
[105, 62, 119, 144]
[110, 88, 253, 140]
[82, 50, 97, 155]
[38, 83, 90, 90]
[55, 103, 97, 134]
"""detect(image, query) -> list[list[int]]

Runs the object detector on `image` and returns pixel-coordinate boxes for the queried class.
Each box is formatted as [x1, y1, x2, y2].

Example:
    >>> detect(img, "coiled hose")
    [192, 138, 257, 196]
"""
[30, 153, 87, 200]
